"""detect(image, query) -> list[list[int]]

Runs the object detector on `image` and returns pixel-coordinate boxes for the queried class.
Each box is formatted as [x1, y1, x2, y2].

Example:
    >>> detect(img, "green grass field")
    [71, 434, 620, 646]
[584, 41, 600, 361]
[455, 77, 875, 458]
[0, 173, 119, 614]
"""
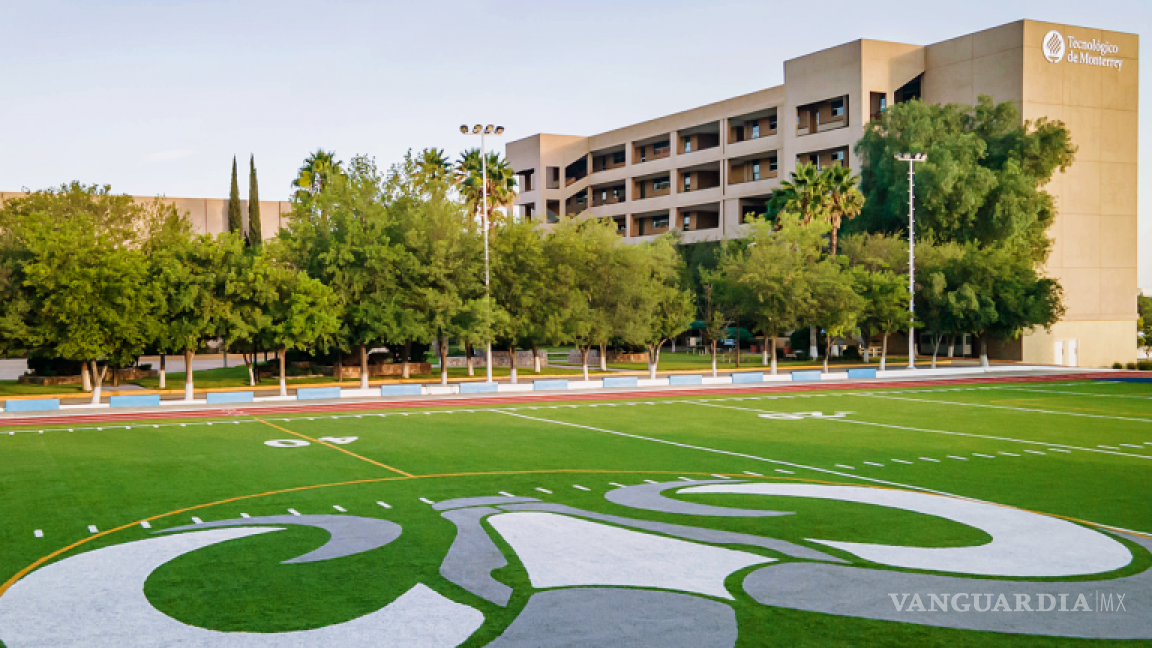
[0, 378, 1149, 646]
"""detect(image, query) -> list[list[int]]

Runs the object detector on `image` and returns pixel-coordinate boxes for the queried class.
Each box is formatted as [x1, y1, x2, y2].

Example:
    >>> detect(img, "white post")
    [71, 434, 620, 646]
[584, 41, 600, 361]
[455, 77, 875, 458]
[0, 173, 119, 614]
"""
[907, 159, 915, 370]
[482, 132, 493, 384]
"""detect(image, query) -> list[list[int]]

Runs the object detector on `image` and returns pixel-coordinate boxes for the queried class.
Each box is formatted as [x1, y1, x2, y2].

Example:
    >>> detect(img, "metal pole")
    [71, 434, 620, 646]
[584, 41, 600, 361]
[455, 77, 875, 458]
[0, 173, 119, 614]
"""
[482, 134, 493, 383]
[907, 160, 916, 370]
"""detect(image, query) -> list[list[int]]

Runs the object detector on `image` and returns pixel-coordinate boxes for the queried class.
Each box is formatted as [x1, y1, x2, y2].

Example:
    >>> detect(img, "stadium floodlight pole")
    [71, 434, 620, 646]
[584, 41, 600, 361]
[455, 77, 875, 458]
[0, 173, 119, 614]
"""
[895, 153, 927, 370]
[461, 124, 505, 383]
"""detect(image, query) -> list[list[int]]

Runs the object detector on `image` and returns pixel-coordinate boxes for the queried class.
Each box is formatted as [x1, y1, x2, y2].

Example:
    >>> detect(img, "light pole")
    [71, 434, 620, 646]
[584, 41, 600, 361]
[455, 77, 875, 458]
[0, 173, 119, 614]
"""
[461, 124, 504, 383]
[895, 153, 927, 370]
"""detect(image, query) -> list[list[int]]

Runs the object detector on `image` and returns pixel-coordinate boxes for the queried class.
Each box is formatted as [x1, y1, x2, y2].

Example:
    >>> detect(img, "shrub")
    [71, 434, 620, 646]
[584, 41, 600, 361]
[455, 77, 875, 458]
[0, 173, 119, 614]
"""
[1126, 362, 1137, 370]
[842, 345, 861, 360]
[1138, 361, 1152, 371]
[1113, 362, 1124, 369]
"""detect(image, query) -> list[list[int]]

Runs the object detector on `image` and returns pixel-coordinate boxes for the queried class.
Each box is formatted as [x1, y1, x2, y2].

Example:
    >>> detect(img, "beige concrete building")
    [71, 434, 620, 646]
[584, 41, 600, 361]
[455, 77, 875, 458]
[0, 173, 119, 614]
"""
[506, 19, 1139, 368]
[0, 192, 292, 240]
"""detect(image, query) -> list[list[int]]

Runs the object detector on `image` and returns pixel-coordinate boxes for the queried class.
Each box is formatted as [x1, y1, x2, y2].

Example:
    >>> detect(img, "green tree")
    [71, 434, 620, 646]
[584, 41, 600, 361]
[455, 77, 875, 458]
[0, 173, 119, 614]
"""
[824, 165, 865, 255]
[807, 257, 863, 374]
[490, 220, 547, 383]
[456, 149, 517, 229]
[854, 96, 1076, 257]
[248, 155, 262, 247]
[140, 198, 197, 390]
[841, 232, 911, 368]
[228, 156, 242, 235]
[292, 149, 344, 204]
[281, 155, 405, 390]
[1138, 295, 1152, 358]
[635, 235, 695, 379]
[0, 184, 164, 403]
[697, 283, 733, 377]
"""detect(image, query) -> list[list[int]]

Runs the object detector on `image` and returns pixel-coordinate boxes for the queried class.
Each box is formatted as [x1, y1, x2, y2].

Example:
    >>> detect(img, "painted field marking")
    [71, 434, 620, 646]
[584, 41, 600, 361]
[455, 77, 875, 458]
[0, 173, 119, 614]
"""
[499, 491, 516, 498]
[191, 517, 203, 524]
[997, 387, 1152, 400]
[743, 471, 763, 476]
[1120, 444, 1144, 449]
[419, 498, 435, 505]
[973, 453, 995, 458]
[835, 464, 855, 470]
[1099, 445, 1121, 450]
[140, 521, 151, 529]
[711, 474, 731, 479]
[919, 457, 940, 462]
[775, 469, 794, 474]
[678, 477, 695, 482]
[87, 525, 98, 534]
[1049, 448, 1072, 453]
[856, 392, 1152, 426]
[643, 479, 659, 484]
[947, 456, 968, 461]
[254, 418, 413, 477]
[376, 502, 391, 509]
[1024, 450, 1047, 455]
[287, 509, 301, 516]
[33, 530, 42, 538]
[572, 485, 590, 491]
[608, 482, 625, 488]
[332, 505, 346, 512]
[999, 452, 1020, 457]
[536, 487, 553, 494]
[891, 459, 913, 464]
[240, 513, 250, 518]
[863, 461, 884, 467]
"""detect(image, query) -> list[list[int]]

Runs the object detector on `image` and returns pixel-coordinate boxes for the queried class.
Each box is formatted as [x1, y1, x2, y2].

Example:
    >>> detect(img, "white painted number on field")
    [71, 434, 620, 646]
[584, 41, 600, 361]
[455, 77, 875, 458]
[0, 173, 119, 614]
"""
[758, 411, 853, 420]
[318, 436, 359, 445]
[264, 439, 310, 448]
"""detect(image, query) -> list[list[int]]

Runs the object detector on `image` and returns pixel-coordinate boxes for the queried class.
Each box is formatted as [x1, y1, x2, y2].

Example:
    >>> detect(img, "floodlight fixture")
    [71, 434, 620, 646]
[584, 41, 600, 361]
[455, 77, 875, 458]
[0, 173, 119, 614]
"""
[895, 153, 928, 369]
[460, 125, 468, 134]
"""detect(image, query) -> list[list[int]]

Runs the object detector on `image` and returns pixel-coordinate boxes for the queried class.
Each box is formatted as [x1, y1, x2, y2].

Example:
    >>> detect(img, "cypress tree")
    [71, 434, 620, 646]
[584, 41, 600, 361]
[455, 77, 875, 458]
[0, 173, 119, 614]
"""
[248, 155, 262, 247]
[227, 156, 242, 235]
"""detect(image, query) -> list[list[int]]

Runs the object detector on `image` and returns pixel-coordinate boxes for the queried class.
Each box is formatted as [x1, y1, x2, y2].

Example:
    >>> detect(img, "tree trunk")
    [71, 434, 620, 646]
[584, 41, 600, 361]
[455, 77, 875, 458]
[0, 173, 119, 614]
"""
[580, 346, 590, 381]
[932, 334, 942, 369]
[184, 348, 195, 401]
[647, 344, 658, 380]
[823, 340, 831, 373]
[89, 361, 106, 405]
[466, 342, 475, 377]
[980, 337, 989, 368]
[880, 334, 888, 371]
[81, 362, 92, 392]
[279, 347, 288, 396]
[336, 351, 343, 383]
[159, 353, 166, 390]
[509, 343, 518, 384]
[710, 341, 718, 377]
[599, 343, 608, 371]
[948, 335, 956, 358]
[440, 335, 449, 386]
[112, 365, 120, 388]
[223, 348, 228, 368]
[762, 337, 769, 366]
[532, 343, 541, 372]
[245, 349, 255, 387]
[360, 344, 370, 390]
[770, 334, 779, 375]
[809, 326, 818, 359]
[655, 343, 662, 378]
[402, 340, 411, 379]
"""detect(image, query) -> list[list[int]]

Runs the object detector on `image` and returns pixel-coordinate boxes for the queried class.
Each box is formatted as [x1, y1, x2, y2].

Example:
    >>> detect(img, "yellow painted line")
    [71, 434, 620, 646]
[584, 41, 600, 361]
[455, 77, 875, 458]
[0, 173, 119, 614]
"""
[253, 418, 413, 478]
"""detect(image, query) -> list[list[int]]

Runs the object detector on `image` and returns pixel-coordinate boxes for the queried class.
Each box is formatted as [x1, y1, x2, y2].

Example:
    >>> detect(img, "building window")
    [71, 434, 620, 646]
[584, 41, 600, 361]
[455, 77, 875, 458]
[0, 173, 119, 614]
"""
[878, 96, 886, 111]
[683, 214, 691, 229]
[653, 215, 669, 229]
[751, 120, 760, 139]
[682, 173, 691, 192]
[752, 162, 760, 181]
[601, 190, 608, 202]
[831, 98, 845, 118]
[613, 151, 625, 165]
[683, 138, 692, 153]
[654, 177, 670, 191]
[768, 156, 778, 172]
[831, 150, 845, 166]
[768, 114, 778, 131]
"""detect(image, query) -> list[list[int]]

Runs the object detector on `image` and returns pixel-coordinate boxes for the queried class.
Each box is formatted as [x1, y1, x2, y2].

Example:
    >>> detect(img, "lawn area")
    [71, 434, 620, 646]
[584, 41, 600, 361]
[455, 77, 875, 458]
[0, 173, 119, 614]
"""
[0, 377, 1148, 645]
[0, 381, 87, 397]
[590, 350, 950, 372]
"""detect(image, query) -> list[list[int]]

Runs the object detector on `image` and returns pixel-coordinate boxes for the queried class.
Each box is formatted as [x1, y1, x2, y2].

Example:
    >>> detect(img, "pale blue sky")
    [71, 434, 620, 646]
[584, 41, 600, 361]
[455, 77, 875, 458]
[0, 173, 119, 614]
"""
[0, 0, 1147, 286]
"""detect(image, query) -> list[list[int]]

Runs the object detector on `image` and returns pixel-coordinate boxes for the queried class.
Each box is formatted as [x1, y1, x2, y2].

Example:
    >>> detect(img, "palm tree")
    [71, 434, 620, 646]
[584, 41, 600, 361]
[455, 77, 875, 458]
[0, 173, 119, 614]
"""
[822, 165, 865, 255]
[415, 148, 452, 190]
[455, 149, 516, 229]
[768, 163, 831, 226]
[291, 149, 343, 203]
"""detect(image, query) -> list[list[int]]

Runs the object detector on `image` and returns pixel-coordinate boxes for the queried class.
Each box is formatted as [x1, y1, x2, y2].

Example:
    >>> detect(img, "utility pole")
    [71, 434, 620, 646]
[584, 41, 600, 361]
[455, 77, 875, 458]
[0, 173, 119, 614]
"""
[895, 153, 927, 370]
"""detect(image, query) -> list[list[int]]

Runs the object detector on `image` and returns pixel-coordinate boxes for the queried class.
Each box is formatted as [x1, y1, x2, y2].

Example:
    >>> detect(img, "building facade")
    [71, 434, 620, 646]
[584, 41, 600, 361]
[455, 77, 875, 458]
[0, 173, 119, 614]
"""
[506, 20, 1139, 368]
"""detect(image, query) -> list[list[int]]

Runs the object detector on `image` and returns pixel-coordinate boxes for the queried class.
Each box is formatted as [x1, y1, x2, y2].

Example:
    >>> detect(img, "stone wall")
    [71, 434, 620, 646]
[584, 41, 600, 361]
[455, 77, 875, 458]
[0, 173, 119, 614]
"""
[445, 351, 547, 368]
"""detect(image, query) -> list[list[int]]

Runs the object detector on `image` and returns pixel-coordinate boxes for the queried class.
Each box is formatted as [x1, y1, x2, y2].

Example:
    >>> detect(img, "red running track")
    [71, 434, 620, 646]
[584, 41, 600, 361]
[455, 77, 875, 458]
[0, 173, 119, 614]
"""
[0, 372, 1111, 429]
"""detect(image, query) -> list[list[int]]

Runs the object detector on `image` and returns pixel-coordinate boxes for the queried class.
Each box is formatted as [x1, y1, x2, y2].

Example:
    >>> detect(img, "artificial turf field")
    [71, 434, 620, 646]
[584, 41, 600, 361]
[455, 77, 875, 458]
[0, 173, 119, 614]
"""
[0, 376, 1150, 646]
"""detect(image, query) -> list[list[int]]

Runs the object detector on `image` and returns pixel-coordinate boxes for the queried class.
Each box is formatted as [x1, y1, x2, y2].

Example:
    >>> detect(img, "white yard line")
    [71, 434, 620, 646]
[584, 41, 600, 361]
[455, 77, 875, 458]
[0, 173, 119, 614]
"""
[919, 457, 940, 462]
[376, 502, 391, 509]
[332, 505, 346, 512]
[854, 392, 1152, 425]
[891, 459, 913, 464]
[572, 484, 590, 491]
[536, 487, 553, 494]
[996, 387, 1152, 400]
[685, 399, 1152, 461]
